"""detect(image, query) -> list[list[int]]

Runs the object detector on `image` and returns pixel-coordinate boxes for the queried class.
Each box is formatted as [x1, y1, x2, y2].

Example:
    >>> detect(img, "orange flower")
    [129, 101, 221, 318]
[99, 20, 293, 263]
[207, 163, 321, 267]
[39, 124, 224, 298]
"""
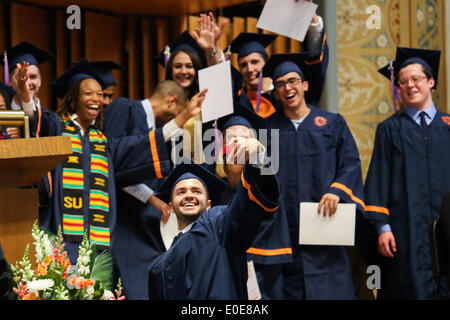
[68, 275, 78, 287]
[79, 278, 95, 288]
[36, 262, 48, 276]
[13, 282, 28, 299]
[23, 293, 41, 300]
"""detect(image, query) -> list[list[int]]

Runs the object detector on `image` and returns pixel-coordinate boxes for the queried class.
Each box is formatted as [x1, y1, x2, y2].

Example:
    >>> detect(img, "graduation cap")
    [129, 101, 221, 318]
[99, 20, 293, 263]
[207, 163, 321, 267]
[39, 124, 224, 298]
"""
[90, 60, 122, 88]
[0, 82, 16, 99]
[1, 41, 54, 73]
[217, 99, 267, 133]
[50, 58, 106, 99]
[229, 32, 277, 59]
[378, 47, 440, 89]
[262, 52, 310, 81]
[155, 31, 207, 68]
[156, 163, 231, 206]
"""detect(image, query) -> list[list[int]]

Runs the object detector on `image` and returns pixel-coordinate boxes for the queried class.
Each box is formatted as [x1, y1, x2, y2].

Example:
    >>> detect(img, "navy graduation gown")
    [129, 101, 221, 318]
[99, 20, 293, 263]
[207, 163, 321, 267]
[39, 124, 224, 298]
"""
[103, 97, 168, 300]
[237, 28, 329, 120]
[268, 106, 364, 300]
[103, 97, 150, 139]
[148, 165, 280, 300]
[33, 110, 171, 264]
[0, 242, 13, 300]
[364, 110, 450, 299]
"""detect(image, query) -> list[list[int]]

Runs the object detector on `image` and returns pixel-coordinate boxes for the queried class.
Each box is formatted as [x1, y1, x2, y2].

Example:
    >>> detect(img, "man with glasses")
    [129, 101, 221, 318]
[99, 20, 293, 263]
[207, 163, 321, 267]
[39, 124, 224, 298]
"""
[264, 53, 365, 299]
[365, 47, 450, 299]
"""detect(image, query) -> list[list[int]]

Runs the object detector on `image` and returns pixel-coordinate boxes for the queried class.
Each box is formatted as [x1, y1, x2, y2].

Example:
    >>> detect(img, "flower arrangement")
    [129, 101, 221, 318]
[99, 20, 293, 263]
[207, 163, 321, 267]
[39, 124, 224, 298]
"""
[9, 222, 124, 300]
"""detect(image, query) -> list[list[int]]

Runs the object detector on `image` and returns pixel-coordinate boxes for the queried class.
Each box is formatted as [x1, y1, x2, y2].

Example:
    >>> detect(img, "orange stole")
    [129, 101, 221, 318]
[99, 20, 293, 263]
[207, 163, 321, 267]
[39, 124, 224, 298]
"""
[244, 90, 277, 119]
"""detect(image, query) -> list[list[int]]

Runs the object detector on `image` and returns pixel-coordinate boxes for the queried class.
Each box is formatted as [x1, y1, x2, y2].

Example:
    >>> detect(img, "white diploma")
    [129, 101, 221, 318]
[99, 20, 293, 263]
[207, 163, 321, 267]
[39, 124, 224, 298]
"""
[299, 202, 356, 246]
[257, 0, 318, 42]
[198, 60, 234, 124]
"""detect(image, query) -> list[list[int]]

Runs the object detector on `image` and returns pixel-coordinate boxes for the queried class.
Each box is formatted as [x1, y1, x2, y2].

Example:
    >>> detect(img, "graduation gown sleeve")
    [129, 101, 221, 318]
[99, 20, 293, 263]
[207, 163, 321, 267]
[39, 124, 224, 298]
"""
[364, 121, 392, 224]
[0, 242, 13, 300]
[109, 127, 172, 187]
[210, 164, 280, 254]
[303, 25, 329, 106]
[327, 114, 366, 214]
[103, 98, 149, 138]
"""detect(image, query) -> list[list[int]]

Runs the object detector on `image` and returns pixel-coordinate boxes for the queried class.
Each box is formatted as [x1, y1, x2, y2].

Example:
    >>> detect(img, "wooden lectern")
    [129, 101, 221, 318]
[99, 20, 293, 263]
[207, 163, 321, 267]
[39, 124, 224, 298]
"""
[0, 136, 72, 264]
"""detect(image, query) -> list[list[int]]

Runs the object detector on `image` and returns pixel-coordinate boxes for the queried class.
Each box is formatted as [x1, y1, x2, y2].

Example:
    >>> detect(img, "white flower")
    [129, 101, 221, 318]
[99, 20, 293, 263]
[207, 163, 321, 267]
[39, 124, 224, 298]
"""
[101, 290, 115, 300]
[80, 255, 90, 266]
[27, 279, 55, 295]
[78, 265, 90, 276]
[84, 286, 95, 300]
[42, 235, 53, 257]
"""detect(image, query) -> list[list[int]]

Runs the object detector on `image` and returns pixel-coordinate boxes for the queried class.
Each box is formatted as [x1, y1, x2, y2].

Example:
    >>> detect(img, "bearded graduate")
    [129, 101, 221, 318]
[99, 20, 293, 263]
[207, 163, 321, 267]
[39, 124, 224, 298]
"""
[32, 59, 205, 264]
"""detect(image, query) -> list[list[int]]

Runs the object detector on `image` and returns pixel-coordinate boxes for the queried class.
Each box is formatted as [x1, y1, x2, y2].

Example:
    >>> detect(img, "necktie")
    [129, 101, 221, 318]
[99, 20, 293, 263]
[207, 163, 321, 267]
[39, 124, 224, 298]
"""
[171, 232, 184, 248]
[419, 111, 428, 138]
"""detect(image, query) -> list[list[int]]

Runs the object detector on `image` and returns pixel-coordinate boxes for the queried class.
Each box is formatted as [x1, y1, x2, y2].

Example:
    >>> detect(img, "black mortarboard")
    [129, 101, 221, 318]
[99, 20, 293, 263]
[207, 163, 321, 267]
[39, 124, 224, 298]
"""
[1, 41, 54, 73]
[262, 53, 310, 80]
[217, 98, 267, 133]
[50, 58, 105, 99]
[229, 32, 277, 59]
[156, 163, 230, 206]
[155, 31, 207, 68]
[0, 82, 16, 99]
[90, 60, 122, 88]
[378, 47, 440, 88]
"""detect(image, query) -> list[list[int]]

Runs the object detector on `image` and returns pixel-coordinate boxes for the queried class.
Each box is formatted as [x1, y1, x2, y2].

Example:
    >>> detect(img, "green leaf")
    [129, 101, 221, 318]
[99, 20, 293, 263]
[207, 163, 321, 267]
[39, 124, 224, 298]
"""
[90, 250, 113, 291]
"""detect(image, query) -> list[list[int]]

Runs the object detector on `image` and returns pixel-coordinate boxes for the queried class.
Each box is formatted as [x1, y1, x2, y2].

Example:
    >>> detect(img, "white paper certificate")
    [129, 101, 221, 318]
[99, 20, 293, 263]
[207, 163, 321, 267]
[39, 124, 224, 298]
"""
[198, 60, 234, 123]
[299, 202, 356, 246]
[247, 260, 262, 300]
[256, 0, 318, 42]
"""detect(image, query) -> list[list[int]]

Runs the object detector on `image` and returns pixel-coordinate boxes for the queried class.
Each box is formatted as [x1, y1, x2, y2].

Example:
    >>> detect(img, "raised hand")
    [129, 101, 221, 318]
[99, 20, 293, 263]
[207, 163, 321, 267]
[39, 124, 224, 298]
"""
[226, 136, 264, 165]
[14, 62, 32, 103]
[174, 89, 208, 128]
[207, 12, 228, 44]
[192, 13, 217, 54]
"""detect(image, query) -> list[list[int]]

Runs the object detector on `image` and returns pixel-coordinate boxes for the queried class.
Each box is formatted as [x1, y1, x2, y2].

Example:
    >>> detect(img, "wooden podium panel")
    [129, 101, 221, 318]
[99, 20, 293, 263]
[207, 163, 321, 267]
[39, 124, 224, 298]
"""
[0, 136, 72, 264]
[0, 136, 72, 188]
[0, 189, 38, 264]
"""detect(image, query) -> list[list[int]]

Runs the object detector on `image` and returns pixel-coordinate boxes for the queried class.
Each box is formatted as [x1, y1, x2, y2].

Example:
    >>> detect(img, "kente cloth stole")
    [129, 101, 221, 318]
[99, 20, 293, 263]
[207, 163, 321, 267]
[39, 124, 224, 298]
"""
[61, 119, 111, 249]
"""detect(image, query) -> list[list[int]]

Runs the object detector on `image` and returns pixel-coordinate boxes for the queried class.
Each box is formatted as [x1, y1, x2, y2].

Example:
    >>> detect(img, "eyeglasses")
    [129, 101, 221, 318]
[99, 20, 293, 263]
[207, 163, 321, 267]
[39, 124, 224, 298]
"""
[398, 76, 427, 88]
[274, 77, 302, 90]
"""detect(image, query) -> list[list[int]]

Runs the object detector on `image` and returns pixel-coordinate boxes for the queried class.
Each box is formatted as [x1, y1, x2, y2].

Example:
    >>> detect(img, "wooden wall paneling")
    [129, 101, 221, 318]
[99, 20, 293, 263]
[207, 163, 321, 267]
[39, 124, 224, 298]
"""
[55, 10, 69, 77]
[10, 2, 53, 111]
[141, 17, 154, 98]
[218, 16, 232, 52]
[156, 18, 169, 83]
[0, 1, 8, 83]
[172, 15, 188, 39]
[84, 12, 124, 98]
[127, 16, 139, 99]
[246, 17, 257, 33]
[274, 35, 287, 54]
[231, 17, 245, 69]
[262, 30, 273, 56]
[188, 15, 199, 33]
[290, 39, 301, 53]
[69, 8, 84, 65]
